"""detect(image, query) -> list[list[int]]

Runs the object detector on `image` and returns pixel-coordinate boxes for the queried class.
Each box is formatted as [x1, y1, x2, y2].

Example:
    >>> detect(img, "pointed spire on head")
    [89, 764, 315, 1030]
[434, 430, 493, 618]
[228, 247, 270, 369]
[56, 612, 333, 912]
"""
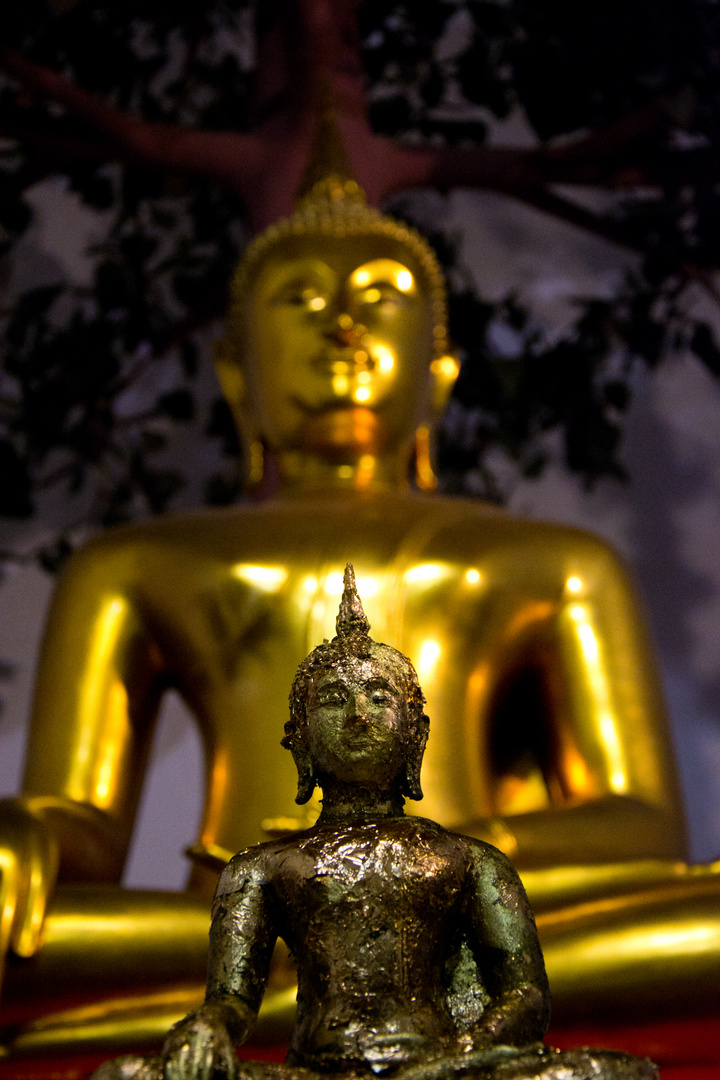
[295, 85, 365, 209]
[336, 563, 370, 639]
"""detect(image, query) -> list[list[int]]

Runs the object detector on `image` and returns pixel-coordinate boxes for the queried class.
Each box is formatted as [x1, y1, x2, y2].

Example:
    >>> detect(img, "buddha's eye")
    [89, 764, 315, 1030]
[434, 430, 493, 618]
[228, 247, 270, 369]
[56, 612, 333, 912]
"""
[356, 285, 401, 309]
[368, 683, 399, 706]
[276, 284, 328, 310]
[318, 689, 347, 707]
[304, 291, 327, 312]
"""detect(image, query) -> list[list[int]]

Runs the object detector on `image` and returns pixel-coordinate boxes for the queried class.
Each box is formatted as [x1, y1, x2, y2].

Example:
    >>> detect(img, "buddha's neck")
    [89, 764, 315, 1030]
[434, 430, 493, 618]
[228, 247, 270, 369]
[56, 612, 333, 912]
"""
[317, 781, 405, 823]
[273, 449, 412, 497]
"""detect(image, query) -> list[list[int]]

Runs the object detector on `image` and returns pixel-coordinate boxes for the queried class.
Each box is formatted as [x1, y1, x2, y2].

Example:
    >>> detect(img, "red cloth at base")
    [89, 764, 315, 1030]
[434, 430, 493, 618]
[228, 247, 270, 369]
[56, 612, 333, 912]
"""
[2, 1019, 720, 1080]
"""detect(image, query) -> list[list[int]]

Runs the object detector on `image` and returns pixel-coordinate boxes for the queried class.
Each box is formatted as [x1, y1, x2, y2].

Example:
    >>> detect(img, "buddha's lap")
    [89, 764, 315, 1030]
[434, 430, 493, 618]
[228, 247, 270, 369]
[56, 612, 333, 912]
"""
[91, 1045, 657, 1080]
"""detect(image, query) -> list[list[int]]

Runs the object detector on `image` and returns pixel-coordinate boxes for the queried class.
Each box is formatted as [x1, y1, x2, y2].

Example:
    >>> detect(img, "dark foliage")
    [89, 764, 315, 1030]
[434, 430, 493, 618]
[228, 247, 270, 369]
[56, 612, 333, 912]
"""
[1, 0, 720, 570]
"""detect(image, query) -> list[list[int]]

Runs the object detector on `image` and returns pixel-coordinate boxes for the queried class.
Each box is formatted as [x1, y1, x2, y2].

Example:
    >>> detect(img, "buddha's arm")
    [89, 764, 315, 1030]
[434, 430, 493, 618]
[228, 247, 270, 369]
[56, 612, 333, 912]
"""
[466, 842, 550, 1047]
[1, 538, 168, 962]
[164, 852, 276, 1080]
[467, 538, 686, 881]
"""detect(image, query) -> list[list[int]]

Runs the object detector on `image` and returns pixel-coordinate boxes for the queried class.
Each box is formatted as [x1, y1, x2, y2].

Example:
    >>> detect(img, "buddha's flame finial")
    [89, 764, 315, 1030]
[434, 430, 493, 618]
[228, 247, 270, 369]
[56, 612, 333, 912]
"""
[296, 89, 364, 207]
[336, 564, 370, 638]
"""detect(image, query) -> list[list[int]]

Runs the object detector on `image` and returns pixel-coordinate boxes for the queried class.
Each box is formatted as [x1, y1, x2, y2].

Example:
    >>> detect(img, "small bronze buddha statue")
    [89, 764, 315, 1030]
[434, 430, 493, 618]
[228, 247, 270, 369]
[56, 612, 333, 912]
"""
[0, 122, 718, 1056]
[92, 567, 655, 1080]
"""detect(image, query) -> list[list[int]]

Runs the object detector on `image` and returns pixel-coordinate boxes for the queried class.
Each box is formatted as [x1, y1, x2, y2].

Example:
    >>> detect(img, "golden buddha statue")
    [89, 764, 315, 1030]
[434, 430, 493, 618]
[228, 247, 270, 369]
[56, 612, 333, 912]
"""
[1, 134, 718, 1057]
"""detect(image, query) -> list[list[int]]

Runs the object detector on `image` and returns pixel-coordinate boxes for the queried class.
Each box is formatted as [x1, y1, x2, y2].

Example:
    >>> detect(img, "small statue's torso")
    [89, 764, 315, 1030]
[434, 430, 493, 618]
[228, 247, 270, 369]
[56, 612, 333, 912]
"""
[227, 816, 484, 1071]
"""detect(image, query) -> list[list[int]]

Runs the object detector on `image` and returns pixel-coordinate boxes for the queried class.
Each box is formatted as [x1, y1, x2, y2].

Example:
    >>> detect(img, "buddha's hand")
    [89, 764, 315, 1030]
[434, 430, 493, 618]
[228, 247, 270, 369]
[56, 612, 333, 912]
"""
[0, 798, 59, 973]
[163, 1006, 240, 1080]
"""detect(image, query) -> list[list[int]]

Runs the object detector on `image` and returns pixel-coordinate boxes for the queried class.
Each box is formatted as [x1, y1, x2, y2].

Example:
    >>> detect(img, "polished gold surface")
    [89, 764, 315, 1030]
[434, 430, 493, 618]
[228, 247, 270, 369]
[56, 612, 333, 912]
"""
[1, 174, 718, 1056]
[244, 249, 433, 466]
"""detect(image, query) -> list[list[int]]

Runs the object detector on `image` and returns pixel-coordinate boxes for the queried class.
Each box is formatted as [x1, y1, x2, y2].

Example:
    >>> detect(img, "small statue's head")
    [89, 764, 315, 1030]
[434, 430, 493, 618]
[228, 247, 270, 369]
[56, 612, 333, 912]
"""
[216, 172, 458, 486]
[284, 564, 429, 804]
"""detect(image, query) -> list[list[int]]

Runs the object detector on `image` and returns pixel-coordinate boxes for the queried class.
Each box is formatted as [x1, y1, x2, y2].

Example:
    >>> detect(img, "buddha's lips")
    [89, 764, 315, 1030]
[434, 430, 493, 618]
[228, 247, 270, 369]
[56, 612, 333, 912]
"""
[295, 405, 387, 457]
[289, 396, 388, 418]
[310, 347, 376, 374]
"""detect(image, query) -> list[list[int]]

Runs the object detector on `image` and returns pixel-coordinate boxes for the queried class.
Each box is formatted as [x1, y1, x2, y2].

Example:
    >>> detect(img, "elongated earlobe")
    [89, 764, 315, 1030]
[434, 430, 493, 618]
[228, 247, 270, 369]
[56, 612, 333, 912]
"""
[214, 346, 265, 491]
[414, 425, 437, 492]
[294, 751, 317, 804]
[403, 758, 424, 801]
[403, 713, 429, 800]
[430, 354, 460, 414]
[247, 439, 264, 486]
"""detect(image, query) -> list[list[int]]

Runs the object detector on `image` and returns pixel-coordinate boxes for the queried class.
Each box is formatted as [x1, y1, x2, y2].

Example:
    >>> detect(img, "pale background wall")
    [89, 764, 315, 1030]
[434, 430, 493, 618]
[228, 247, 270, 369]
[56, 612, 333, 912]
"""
[1, 183, 719, 889]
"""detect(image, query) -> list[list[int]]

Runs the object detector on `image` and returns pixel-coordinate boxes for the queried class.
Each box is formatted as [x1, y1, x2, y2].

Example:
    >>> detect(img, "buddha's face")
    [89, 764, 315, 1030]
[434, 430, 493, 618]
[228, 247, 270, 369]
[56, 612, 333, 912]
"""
[306, 659, 408, 787]
[242, 234, 434, 461]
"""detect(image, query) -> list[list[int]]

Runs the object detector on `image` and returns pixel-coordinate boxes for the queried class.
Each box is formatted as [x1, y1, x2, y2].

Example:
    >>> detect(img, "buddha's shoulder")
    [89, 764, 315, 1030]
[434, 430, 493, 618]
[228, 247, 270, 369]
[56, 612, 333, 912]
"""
[64, 502, 274, 556]
[55, 502, 313, 583]
[395, 819, 524, 890]
[407, 816, 523, 871]
[407, 494, 622, 559]
[59, 491, 626, 584]
[69, 491, 620, 549]
[212, 833, 304, 896]
[393, 815, 495, 859]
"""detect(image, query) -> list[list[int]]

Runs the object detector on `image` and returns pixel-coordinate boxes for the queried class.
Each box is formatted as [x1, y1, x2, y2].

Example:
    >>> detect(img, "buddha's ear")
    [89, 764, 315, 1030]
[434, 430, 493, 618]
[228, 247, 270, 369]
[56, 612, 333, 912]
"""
[293, 749, 317, 805]
[214, 341, 247, 410]
[214, 343, 265, 488]
[414, 426, 437, 492]
[414, 355, 459, 492]
[402, 712, 430, 801]
[403, 758, 424, 802]
[429, 354, 460, 416]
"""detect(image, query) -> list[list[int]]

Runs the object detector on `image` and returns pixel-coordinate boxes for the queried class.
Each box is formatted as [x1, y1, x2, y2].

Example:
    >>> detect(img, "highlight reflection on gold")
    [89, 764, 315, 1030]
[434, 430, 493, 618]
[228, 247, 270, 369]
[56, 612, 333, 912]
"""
[429, 355, 459, 412]
[563, 746, 592, 794]
[430, 356, 459, 381]
[323, 571, 378, 598]
[375, 347, 394, 373]
[417, 639, 441, 681]
[349, 259, 416, 297]
[92, 682, 128, 808]
[396, 269, 413, 292]
[231, 565, 289, 592]
[71, 597, 128, 804]
[323, 573, 345, 596]
[403, 563, 447, 585]
[565, 602, 627, 793]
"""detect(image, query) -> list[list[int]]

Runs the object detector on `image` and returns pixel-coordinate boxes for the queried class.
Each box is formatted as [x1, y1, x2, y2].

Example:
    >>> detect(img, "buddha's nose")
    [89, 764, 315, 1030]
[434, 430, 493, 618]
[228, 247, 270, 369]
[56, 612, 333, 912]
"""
[344, 692, 370, 728]
[327, 313, 365, 347]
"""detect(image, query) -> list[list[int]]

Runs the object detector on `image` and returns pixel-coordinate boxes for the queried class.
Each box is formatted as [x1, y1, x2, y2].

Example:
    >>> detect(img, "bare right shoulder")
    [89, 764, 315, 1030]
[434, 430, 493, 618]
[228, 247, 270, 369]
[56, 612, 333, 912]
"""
[213, 834, 302, 905]
[214, 845, 268, 900]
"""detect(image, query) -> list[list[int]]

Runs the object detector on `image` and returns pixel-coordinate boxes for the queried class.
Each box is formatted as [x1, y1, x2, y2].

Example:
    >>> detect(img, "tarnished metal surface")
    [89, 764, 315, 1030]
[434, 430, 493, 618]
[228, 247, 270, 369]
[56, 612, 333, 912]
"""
[92, 568, 655, 1080]
[205, 814, 548, 1074]
[96, 1045, 658, 1080]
